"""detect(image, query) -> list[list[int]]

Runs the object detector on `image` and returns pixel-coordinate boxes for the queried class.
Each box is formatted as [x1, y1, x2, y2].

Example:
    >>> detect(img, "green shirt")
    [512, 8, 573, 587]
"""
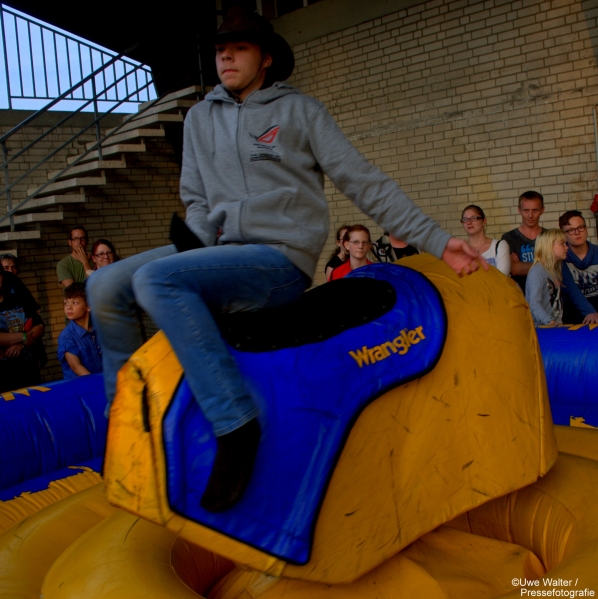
[56, 255, 87, 284]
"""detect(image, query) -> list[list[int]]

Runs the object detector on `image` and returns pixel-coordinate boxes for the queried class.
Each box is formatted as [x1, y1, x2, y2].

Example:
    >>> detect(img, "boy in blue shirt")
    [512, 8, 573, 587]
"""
[558, 210, 598, 324]
[58, 283, 102, 379]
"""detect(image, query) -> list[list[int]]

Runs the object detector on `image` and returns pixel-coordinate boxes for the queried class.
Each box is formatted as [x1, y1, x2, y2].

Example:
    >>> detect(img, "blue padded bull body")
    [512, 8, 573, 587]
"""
[163, 263, 447, 564]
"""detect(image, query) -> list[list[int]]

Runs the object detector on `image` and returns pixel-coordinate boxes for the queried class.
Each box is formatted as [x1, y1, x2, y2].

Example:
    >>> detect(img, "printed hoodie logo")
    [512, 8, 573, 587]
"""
[250, 125, 282, 163]
[256, 126, 280, 144]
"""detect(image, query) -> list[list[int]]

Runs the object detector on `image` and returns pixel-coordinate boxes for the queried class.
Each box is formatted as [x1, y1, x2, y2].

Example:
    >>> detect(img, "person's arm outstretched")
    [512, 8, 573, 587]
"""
[307, 105, 485, 275]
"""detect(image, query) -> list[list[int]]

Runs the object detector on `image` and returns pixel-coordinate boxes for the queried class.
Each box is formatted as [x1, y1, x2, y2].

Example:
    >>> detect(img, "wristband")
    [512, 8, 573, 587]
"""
[22, 332, 27, 345]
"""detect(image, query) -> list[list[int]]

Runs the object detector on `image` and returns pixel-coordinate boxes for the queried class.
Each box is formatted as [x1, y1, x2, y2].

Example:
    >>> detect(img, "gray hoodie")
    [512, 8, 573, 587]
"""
[180, 83, 450, 280]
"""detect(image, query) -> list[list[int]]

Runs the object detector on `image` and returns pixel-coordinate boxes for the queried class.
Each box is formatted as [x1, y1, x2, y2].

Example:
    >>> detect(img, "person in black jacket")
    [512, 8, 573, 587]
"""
[0, 270, 45, 393]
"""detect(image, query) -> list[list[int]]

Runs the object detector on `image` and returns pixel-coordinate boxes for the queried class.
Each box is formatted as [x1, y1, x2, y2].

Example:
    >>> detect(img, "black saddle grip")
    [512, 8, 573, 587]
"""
[217, 278, 397, 352]
[169, 212, 205, 253]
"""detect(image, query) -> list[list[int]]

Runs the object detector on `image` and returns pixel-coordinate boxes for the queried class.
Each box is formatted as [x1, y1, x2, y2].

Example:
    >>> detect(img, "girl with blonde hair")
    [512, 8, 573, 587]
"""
[525, 229, 568, 326]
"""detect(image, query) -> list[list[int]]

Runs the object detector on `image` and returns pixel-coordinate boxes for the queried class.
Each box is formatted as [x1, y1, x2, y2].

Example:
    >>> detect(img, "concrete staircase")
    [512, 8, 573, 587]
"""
[1, 85, 205, 243]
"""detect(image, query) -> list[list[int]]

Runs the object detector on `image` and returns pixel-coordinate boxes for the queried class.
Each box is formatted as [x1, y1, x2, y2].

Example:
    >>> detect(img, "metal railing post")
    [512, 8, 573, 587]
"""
[2, 141, 14, 231]
[91, 76, 103, 160]
[0, 7, 12, 109]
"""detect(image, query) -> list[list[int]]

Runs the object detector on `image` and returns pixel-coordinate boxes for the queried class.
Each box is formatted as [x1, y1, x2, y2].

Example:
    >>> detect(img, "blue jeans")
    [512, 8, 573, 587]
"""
[87, 244, 307, 435]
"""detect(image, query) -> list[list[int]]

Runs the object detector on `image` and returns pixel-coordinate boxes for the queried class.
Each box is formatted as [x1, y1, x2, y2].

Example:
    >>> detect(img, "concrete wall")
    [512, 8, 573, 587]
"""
[277, 0, 598, 284]
[0, 110, 181, 382]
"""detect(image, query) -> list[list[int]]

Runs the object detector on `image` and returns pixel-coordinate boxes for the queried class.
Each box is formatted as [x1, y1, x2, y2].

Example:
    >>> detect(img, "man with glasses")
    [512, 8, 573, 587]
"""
[558, 210, 598, 324]
[56, 226, 93, 288]
[501, 191, 545, 292]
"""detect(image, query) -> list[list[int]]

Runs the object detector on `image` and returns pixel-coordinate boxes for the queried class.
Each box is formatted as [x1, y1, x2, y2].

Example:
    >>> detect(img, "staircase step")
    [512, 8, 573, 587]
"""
[6, 194, 85, 213]
[132, 98, 196, 119]
[68, 143, 146, 165]
[86, 128, 165, 149]
[49, 159, 126, 181]
[107, 113, 183, 136]
[13, 211, 64, 225]
[137, 85, 206, 111]
[28, 175, 106, 197]
[0, 230, 41, 241]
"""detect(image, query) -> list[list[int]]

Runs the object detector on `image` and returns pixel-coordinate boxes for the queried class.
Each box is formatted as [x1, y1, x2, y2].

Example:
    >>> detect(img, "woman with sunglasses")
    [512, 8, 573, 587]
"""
[87, 239, 120, 275]
[330, 225, 373, 280]
[461, 205, 510, 276]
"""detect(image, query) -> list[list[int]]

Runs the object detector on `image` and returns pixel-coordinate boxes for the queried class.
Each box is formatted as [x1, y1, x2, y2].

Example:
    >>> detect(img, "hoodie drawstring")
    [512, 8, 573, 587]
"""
[207, 100, 216, 158]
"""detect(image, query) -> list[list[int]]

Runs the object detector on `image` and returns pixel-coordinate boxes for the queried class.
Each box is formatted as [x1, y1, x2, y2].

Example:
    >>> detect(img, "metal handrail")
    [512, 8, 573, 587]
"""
[0, 36, 162, 231]
[0, 77, 154, 204]
[0, 43, 140, 145]
[0, 4, 205, 234]
[0, 69, 203, 227]
[0, 4, 151, 111]
[1, 55, 146, 177]
[0, 80, 160, 223]
[0, 22, 173, 231]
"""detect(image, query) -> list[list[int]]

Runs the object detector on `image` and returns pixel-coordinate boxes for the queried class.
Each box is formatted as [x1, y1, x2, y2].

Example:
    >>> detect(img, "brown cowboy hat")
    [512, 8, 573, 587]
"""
[215, 6, 295, 83]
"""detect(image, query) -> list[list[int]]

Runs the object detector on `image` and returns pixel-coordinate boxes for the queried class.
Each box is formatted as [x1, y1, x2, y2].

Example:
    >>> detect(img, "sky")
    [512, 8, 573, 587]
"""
[0, 4, 156, 113]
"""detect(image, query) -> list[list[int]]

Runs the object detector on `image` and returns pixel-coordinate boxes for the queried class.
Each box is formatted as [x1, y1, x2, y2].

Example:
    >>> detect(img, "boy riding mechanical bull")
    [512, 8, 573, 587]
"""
[88, 7, 485, 513]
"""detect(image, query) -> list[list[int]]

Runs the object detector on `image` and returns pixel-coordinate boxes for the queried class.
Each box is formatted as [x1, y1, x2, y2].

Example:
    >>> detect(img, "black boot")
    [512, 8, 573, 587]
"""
[200, 418, 261, 512]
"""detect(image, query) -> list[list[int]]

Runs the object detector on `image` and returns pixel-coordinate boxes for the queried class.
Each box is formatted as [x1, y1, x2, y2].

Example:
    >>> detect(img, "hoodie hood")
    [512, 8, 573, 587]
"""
[203, 83, 301, 157]
[567, 241, 598, 269]
[205, 82, 300, 105]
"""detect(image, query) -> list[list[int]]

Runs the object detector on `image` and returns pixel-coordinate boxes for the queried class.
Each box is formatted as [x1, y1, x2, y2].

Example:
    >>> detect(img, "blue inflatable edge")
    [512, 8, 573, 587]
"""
[0, 373, 107, 492]
[536, 326, 598, 428]
[0, 456, 103, 502]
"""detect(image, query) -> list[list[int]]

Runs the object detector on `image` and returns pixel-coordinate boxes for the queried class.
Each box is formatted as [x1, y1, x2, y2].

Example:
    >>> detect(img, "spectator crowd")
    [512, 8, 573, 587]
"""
[327, 190, 597, 329]
[0, 226, 119, 393]
[1, 192, 596, 394]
